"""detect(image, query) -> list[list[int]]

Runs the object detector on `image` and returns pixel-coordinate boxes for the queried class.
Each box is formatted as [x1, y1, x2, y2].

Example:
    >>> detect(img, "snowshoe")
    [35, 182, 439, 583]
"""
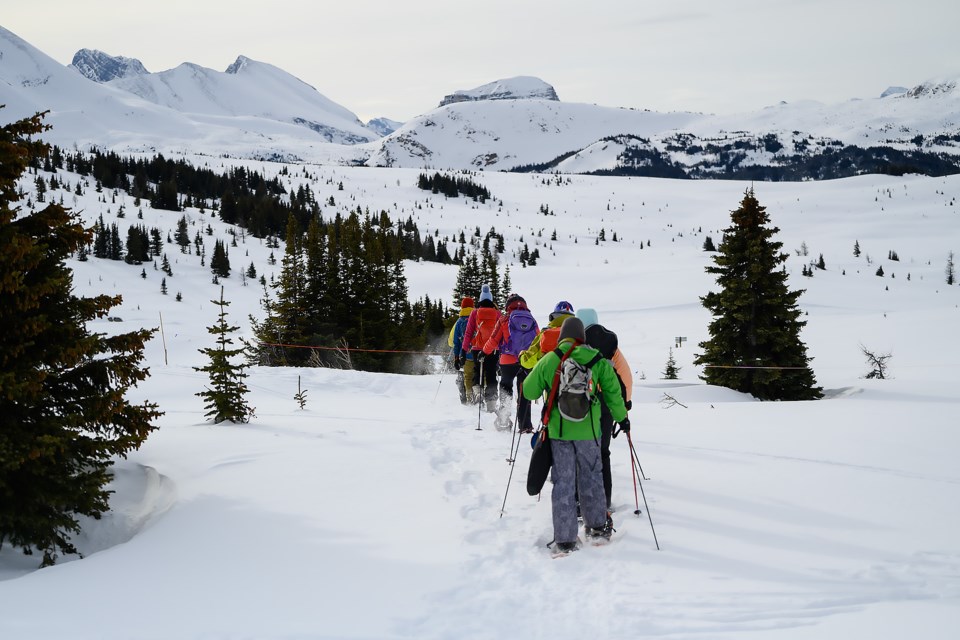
[585, 514, 615, 545]
[550, 538, 581, 558]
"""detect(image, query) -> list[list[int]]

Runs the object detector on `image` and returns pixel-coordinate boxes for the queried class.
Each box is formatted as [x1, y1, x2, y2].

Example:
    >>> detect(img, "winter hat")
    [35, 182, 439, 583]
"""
[558, 316, 586, 343]
[576, 308, 599, 328]
[505, 293, 526, 312]
[460, 296, 475, 308]
[553, 300, 574, 315]
[479, 283, 493, 302]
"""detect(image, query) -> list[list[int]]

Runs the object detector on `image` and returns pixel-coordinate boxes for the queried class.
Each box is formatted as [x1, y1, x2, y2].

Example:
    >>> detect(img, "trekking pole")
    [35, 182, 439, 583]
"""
[476, 354, 484, 431]
[433, 356, 451, 403]
[629, 438, 641, 517]
[627, 432, 660, 550]
[499, 440, 519, 518]
[506, 405, 521, 463]
[628, 433, 650, 480]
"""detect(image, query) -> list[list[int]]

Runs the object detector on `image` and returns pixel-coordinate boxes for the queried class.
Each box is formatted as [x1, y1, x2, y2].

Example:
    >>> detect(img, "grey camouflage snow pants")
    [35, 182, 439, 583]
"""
[549, 438, 607, 544]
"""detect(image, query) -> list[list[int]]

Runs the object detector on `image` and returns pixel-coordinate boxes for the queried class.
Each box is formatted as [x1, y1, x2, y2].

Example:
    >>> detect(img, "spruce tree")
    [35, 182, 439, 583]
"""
[0, 111, 161, 565]
[662, 347, 680, 380]
[194, 287, 252, 423]
[693, 189, 822, 400]
[210, 238, 231, 279]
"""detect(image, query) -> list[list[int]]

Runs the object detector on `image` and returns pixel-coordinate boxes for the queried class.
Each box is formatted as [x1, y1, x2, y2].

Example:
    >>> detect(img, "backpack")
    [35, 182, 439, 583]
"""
[543, 345, 604, 425]
[538, 327, 561, 354]
[502, 309, 537, 356]
[584, 324, 618, 360]
[473, 307, 500, 349]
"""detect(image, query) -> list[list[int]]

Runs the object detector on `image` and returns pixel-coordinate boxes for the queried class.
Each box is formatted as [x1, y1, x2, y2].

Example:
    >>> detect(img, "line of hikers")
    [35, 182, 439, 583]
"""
[449, 284, 634, 555]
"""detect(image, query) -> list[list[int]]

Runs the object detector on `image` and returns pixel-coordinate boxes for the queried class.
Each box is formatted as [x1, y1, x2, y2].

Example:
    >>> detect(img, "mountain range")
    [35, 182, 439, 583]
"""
[2, 25, 959, 178]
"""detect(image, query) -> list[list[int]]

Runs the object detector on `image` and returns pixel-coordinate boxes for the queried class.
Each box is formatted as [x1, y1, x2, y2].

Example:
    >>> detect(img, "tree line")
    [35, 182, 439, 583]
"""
[250, 209, 448, 372]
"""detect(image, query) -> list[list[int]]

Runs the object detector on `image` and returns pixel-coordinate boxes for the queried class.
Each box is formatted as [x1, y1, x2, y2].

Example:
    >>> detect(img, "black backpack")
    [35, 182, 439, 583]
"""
[585, 324, 618, 360]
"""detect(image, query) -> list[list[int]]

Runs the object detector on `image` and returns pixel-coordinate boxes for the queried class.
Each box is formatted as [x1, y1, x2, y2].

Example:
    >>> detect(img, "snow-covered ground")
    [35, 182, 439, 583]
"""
[1, 163, 959, 639]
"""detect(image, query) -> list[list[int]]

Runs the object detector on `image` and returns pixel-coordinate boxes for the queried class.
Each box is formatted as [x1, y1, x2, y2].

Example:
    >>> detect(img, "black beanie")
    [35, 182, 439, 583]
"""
[558, 316, 586, 343]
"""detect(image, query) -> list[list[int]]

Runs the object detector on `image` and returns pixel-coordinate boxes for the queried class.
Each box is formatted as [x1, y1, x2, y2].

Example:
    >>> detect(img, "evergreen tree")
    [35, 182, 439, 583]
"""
[693, 189, 822, 400]
[174, 215, 190, 253]
[0, 111, 161, 566]
[210, 238, 231, 279]
[703, 236, 717, 252]
[662, 347, 680, 380]
[451, 251, 482, 305]
[853, 239, 861, 257]
[194, 287, 252, 423]
[947, 251, 955, 285]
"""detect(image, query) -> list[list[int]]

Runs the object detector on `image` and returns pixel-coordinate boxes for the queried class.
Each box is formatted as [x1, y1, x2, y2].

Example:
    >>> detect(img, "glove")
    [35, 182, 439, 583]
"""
[624, 400, 632, 411]
[453, 355, 462, 370]
[617, 418, 631, 435]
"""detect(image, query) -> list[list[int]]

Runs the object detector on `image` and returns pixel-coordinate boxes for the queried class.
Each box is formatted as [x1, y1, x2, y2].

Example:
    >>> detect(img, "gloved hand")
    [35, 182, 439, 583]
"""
[624, 400, 632, 411]
[453, 355, 462, 370]
[617, 418, 631, 435]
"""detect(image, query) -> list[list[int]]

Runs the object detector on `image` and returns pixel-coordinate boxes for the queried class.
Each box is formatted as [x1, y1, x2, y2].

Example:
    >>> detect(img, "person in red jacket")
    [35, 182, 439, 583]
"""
[483, 293, 539, 431]
[462, 284, 501, 411]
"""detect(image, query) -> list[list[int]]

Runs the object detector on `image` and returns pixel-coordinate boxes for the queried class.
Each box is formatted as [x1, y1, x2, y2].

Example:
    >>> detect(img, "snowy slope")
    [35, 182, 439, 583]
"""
[1, 151, 959, 638]
[0, 26, 371, 162]
[3, 25, 959, 175]
[109, 55, 377, 144]
[368, 99, 702, 169]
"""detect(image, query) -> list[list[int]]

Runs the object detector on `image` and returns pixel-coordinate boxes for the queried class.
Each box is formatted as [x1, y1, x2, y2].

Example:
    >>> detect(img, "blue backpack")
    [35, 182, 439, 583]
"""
[502, 309, 537, 356]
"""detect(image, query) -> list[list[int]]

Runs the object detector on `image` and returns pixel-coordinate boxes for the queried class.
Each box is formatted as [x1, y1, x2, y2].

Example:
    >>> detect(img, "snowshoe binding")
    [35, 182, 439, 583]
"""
[585, 514, 615, 545]
[550, 538, 582, 558]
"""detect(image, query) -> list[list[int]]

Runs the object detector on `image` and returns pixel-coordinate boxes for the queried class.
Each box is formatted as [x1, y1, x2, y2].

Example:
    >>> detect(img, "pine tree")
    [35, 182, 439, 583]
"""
[174, 215, 190, 253]
[693, 189, 822, 400]
[662, 347, 680, 380]
[0, 110, 162, 566]
[211, 238, 231, 279]
[947, 251, 955, 285]
[194, 287, 252, 423]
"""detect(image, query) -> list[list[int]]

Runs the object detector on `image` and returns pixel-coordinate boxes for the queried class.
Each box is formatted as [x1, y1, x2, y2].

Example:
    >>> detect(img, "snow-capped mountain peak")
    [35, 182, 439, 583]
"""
[439, 76, 559, 107]
[224, 55, 251, 75]
[905, 75, 960, 99]
[70, 48, 148, 82]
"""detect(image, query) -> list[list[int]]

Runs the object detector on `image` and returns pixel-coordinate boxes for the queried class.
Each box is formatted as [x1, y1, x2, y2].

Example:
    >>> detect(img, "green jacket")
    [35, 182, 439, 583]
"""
[523, 340, 628, 441]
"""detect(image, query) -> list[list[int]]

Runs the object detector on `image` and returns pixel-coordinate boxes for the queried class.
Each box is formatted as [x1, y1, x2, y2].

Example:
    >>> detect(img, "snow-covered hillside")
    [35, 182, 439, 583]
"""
[1, 146, 959, 638]
[0, 26, 374, 161]
[108, 55, 377, 144]
[3, 25, 959, 177]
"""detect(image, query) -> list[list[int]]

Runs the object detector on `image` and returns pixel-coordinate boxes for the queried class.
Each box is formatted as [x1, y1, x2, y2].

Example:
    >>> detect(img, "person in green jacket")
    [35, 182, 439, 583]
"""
[523, 316, 630, 554]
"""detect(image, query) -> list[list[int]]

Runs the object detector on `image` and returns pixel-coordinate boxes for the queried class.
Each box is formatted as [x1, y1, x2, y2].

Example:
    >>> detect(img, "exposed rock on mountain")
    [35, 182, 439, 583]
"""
[71, 48, 148, 82]
[439, 76, 559, 107]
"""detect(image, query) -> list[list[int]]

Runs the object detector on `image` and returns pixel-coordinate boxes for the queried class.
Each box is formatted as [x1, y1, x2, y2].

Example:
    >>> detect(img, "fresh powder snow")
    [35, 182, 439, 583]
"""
[1, 160, 958, 639]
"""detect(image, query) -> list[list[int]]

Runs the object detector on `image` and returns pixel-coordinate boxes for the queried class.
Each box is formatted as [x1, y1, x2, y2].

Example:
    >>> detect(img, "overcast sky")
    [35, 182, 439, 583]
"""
[6, 0, 958, 123]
